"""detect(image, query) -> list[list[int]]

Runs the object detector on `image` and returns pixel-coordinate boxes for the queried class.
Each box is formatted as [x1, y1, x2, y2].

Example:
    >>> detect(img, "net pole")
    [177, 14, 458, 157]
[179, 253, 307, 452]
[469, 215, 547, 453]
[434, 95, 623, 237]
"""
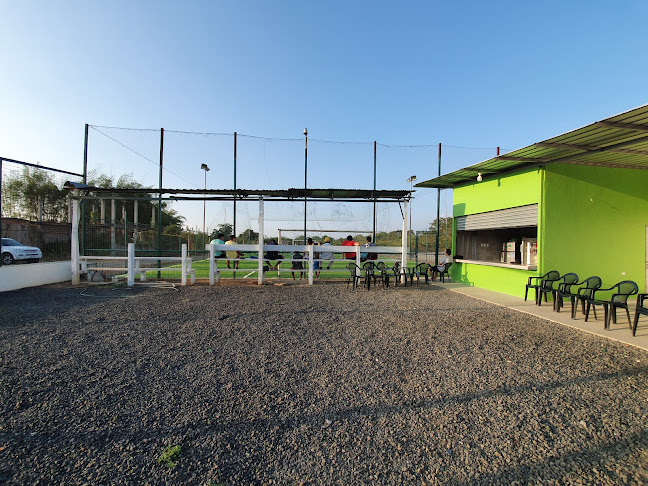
[435, 143, 441, 266]
[373, 141, 377, 243]
[303, 129, 308, 244]
[157, 128, 164, 278]
[233, 131, 237, 238]
[82, 123, 88, 256]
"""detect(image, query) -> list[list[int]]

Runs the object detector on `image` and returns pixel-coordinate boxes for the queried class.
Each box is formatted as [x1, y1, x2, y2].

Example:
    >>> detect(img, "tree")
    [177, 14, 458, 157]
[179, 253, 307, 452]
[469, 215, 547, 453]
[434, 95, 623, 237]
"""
[427, 216, 453, 251]
[238, 228, 258, 244]
[216, 223, 233, 240]
[3, 167, 68, 222]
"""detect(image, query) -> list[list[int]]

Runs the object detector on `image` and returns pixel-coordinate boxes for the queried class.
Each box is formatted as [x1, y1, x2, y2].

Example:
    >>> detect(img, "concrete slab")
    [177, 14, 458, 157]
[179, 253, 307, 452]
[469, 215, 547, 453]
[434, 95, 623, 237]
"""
[434, 282, 648, 352]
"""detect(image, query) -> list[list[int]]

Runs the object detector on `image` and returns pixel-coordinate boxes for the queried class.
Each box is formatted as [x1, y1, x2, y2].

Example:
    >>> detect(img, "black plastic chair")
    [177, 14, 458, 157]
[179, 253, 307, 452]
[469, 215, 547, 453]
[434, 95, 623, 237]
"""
[525, 270, 559, 304]
[632, 293, 648, 336]
[413, 263, 432, 285]
[362, 261, 378, 290]
[585, 280, 639, 330]
[433, 262, 452, 283]
[346, 263, 362, 290]
[392, 262, 405, 287]
[538, 272, 578, 308]
[555, 276, 602, 319]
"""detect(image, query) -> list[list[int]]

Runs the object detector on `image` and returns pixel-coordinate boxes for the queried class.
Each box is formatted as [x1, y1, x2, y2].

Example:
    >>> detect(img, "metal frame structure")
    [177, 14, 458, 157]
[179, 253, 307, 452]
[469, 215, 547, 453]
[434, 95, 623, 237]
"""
[65, 184, 411, 285]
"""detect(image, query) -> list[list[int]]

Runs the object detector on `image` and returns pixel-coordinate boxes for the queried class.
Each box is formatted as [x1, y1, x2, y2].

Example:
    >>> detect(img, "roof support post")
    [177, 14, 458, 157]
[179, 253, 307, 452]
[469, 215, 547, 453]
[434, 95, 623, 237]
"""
[402, 199, 408, 272]
[71, 190, 81, 285]
[208, 243, 215, 286]
[127, 243, 135, 287]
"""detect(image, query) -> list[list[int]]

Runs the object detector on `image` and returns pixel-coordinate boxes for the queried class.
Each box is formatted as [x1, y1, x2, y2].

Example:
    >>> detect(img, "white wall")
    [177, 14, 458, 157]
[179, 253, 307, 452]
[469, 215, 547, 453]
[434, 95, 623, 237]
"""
[0, 261, 72, 292]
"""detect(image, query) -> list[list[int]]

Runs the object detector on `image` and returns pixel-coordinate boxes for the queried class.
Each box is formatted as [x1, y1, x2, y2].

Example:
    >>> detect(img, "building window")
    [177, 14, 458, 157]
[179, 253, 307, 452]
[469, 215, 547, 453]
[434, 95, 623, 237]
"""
[455, 204, 538, 266]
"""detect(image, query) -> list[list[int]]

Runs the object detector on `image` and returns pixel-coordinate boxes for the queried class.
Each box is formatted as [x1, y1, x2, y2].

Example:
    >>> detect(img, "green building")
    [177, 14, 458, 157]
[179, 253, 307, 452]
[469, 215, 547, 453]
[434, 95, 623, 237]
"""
[417, 104, 648, 298]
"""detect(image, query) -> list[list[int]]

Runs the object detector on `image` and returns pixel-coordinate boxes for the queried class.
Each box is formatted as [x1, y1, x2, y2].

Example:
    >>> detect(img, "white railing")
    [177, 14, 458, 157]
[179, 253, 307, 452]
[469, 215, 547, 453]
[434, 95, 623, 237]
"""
[72, 242, 405, 287]
[77, 243, 195, 286]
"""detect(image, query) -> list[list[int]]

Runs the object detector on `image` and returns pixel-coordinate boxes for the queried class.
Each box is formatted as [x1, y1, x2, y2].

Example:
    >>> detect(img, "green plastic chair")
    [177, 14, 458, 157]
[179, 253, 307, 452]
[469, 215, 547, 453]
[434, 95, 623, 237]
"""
[633, 294, 648, 336]
[585, 280, 638, 330]
[555, 276, 601, 319]
[525, 270, 560, 305]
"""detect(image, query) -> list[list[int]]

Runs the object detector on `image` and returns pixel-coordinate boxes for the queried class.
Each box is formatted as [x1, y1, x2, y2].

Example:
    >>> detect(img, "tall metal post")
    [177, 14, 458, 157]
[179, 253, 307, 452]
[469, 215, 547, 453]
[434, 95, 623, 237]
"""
[233, 131, 237, 238]
[158, 128, 164, 276]
[303, 128, 308, 244]
[435, 143, 441, 265]
[82, 123, 89, 255]
[373, 141, 377, 242]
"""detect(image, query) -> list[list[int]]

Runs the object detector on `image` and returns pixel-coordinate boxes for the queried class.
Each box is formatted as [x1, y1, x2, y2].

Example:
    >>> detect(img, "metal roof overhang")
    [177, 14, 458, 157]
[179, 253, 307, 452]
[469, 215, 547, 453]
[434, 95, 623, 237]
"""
[416, 104, 648, 189]
[63, 185, 410, 202]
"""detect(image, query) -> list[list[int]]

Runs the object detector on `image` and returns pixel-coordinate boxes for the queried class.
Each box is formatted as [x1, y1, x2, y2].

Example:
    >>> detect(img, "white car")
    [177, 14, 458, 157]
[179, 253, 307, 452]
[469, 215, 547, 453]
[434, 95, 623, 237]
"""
[1, 238, 42, 265]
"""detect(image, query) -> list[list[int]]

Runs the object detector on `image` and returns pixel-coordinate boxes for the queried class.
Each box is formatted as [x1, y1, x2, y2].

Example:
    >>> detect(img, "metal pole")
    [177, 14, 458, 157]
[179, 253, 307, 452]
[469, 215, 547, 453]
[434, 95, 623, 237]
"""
[435, 143, 441, 265]
[233, 131, 237, 238]
[82, 123, 89, 256]
[373, 141, 377, 242]
[158, 128, 164, 277]
[203, 169, 207, 247]
[304, 128, 308, 244]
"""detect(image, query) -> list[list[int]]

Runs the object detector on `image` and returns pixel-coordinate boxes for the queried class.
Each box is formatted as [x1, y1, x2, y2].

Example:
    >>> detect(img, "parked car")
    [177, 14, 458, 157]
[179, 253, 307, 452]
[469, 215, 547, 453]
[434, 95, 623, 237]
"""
[1, 238, 42, 264]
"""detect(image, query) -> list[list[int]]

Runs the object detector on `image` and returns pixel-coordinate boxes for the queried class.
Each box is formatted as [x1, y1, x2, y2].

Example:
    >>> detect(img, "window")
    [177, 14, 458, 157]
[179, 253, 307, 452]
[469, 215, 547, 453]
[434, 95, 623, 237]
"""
[455, 205, 538, 266]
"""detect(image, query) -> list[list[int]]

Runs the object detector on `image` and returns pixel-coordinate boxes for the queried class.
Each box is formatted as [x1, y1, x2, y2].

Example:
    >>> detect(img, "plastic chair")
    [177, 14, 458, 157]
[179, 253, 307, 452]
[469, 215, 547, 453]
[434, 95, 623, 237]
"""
[538, 272, 578, 308]
[555, 276, 602, 319]
[585, 280, 639, 330]
[413, 263, 432, 285]
[433, 262, 452, 283]
[525, 270, 559, 304]
[632, 293, 648, 336]
[346, 263, 362, 290]
[362, 261, 378, 290]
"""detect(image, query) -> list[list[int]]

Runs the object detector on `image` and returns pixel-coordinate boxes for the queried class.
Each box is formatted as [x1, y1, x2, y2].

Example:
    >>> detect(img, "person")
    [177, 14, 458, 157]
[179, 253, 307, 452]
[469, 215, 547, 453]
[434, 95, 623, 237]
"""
[307, 237, 321, 278]
[209, 233, 226, 261]
[319, 236, 335, 270]
[342, 235, 359, 260]
[432, 249, 453, 280]
[264, 239, 283, 271]
[291, 249, 304, 280]
[225, 235, 240, 269]
[360, 235, 377, 262]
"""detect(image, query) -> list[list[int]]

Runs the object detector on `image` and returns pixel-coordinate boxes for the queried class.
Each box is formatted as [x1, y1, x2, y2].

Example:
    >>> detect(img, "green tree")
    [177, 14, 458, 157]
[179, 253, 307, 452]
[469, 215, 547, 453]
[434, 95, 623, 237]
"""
[238, 228, 258, 243]
[216, 223, 233, 240]
[3, 167, 68, 222]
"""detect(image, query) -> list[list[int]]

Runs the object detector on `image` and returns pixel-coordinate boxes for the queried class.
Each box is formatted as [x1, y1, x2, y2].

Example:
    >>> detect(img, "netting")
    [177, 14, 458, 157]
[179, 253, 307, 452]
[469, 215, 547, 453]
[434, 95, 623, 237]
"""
[83, 126, 504, 261]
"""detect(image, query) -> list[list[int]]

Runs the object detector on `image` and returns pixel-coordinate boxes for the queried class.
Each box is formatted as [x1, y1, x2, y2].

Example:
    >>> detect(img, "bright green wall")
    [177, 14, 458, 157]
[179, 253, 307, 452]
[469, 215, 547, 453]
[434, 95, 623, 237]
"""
[453, 167, 542, 217]
[543, 164, 648, 293]
[451, 168, 542, 298]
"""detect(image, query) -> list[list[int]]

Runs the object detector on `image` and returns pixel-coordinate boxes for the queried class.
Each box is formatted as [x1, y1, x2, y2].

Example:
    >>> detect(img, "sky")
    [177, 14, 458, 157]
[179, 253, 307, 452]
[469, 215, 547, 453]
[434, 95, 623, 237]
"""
[1, 0, 647, 238]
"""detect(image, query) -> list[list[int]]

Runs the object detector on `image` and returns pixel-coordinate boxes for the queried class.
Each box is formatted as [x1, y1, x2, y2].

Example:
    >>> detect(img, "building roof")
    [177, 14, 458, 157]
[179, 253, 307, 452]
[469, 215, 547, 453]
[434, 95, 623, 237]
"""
[63, 185, 410, 202]
[416, 104, 648, 189]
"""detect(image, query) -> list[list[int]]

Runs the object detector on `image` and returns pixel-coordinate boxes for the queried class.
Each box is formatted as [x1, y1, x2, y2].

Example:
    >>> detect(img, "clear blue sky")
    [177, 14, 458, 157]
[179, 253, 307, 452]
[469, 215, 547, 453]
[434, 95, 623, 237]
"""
[1, 0, 647, 236]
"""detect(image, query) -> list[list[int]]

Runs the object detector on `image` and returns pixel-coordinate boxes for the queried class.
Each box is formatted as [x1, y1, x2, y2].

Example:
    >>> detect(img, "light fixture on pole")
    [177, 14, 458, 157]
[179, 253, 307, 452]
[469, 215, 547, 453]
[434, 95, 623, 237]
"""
[406, 175, 417, 234]
[201, 163, 210, 247]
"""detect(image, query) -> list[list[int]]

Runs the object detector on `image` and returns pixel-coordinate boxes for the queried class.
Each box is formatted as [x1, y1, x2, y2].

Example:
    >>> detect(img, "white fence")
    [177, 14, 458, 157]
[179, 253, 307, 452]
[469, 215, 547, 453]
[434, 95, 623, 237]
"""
[72, 242, 405, 287]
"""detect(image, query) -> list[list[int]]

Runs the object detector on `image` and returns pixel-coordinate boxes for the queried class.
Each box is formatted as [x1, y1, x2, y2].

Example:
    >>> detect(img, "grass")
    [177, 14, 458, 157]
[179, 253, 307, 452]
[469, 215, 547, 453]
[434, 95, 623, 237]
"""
[157, 444, 182, 468]
[138, 256, 410, 281]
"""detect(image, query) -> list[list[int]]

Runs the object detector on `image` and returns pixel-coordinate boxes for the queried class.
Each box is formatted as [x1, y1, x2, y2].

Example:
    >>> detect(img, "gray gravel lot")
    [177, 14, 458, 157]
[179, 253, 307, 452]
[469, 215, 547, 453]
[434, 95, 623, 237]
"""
[1, 282, 648, 485]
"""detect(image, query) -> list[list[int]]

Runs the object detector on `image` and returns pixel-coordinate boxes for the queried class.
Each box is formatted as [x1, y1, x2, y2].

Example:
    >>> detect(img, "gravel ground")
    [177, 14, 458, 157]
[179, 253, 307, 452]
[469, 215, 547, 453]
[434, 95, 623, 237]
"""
[1, 282, 648, 485]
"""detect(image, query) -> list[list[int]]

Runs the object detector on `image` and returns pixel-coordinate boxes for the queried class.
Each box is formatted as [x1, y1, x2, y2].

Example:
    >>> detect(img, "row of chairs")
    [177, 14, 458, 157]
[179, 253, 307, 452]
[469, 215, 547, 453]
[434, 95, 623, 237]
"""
[346, 261, 453, 290]
[525, 271, 647, 336]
